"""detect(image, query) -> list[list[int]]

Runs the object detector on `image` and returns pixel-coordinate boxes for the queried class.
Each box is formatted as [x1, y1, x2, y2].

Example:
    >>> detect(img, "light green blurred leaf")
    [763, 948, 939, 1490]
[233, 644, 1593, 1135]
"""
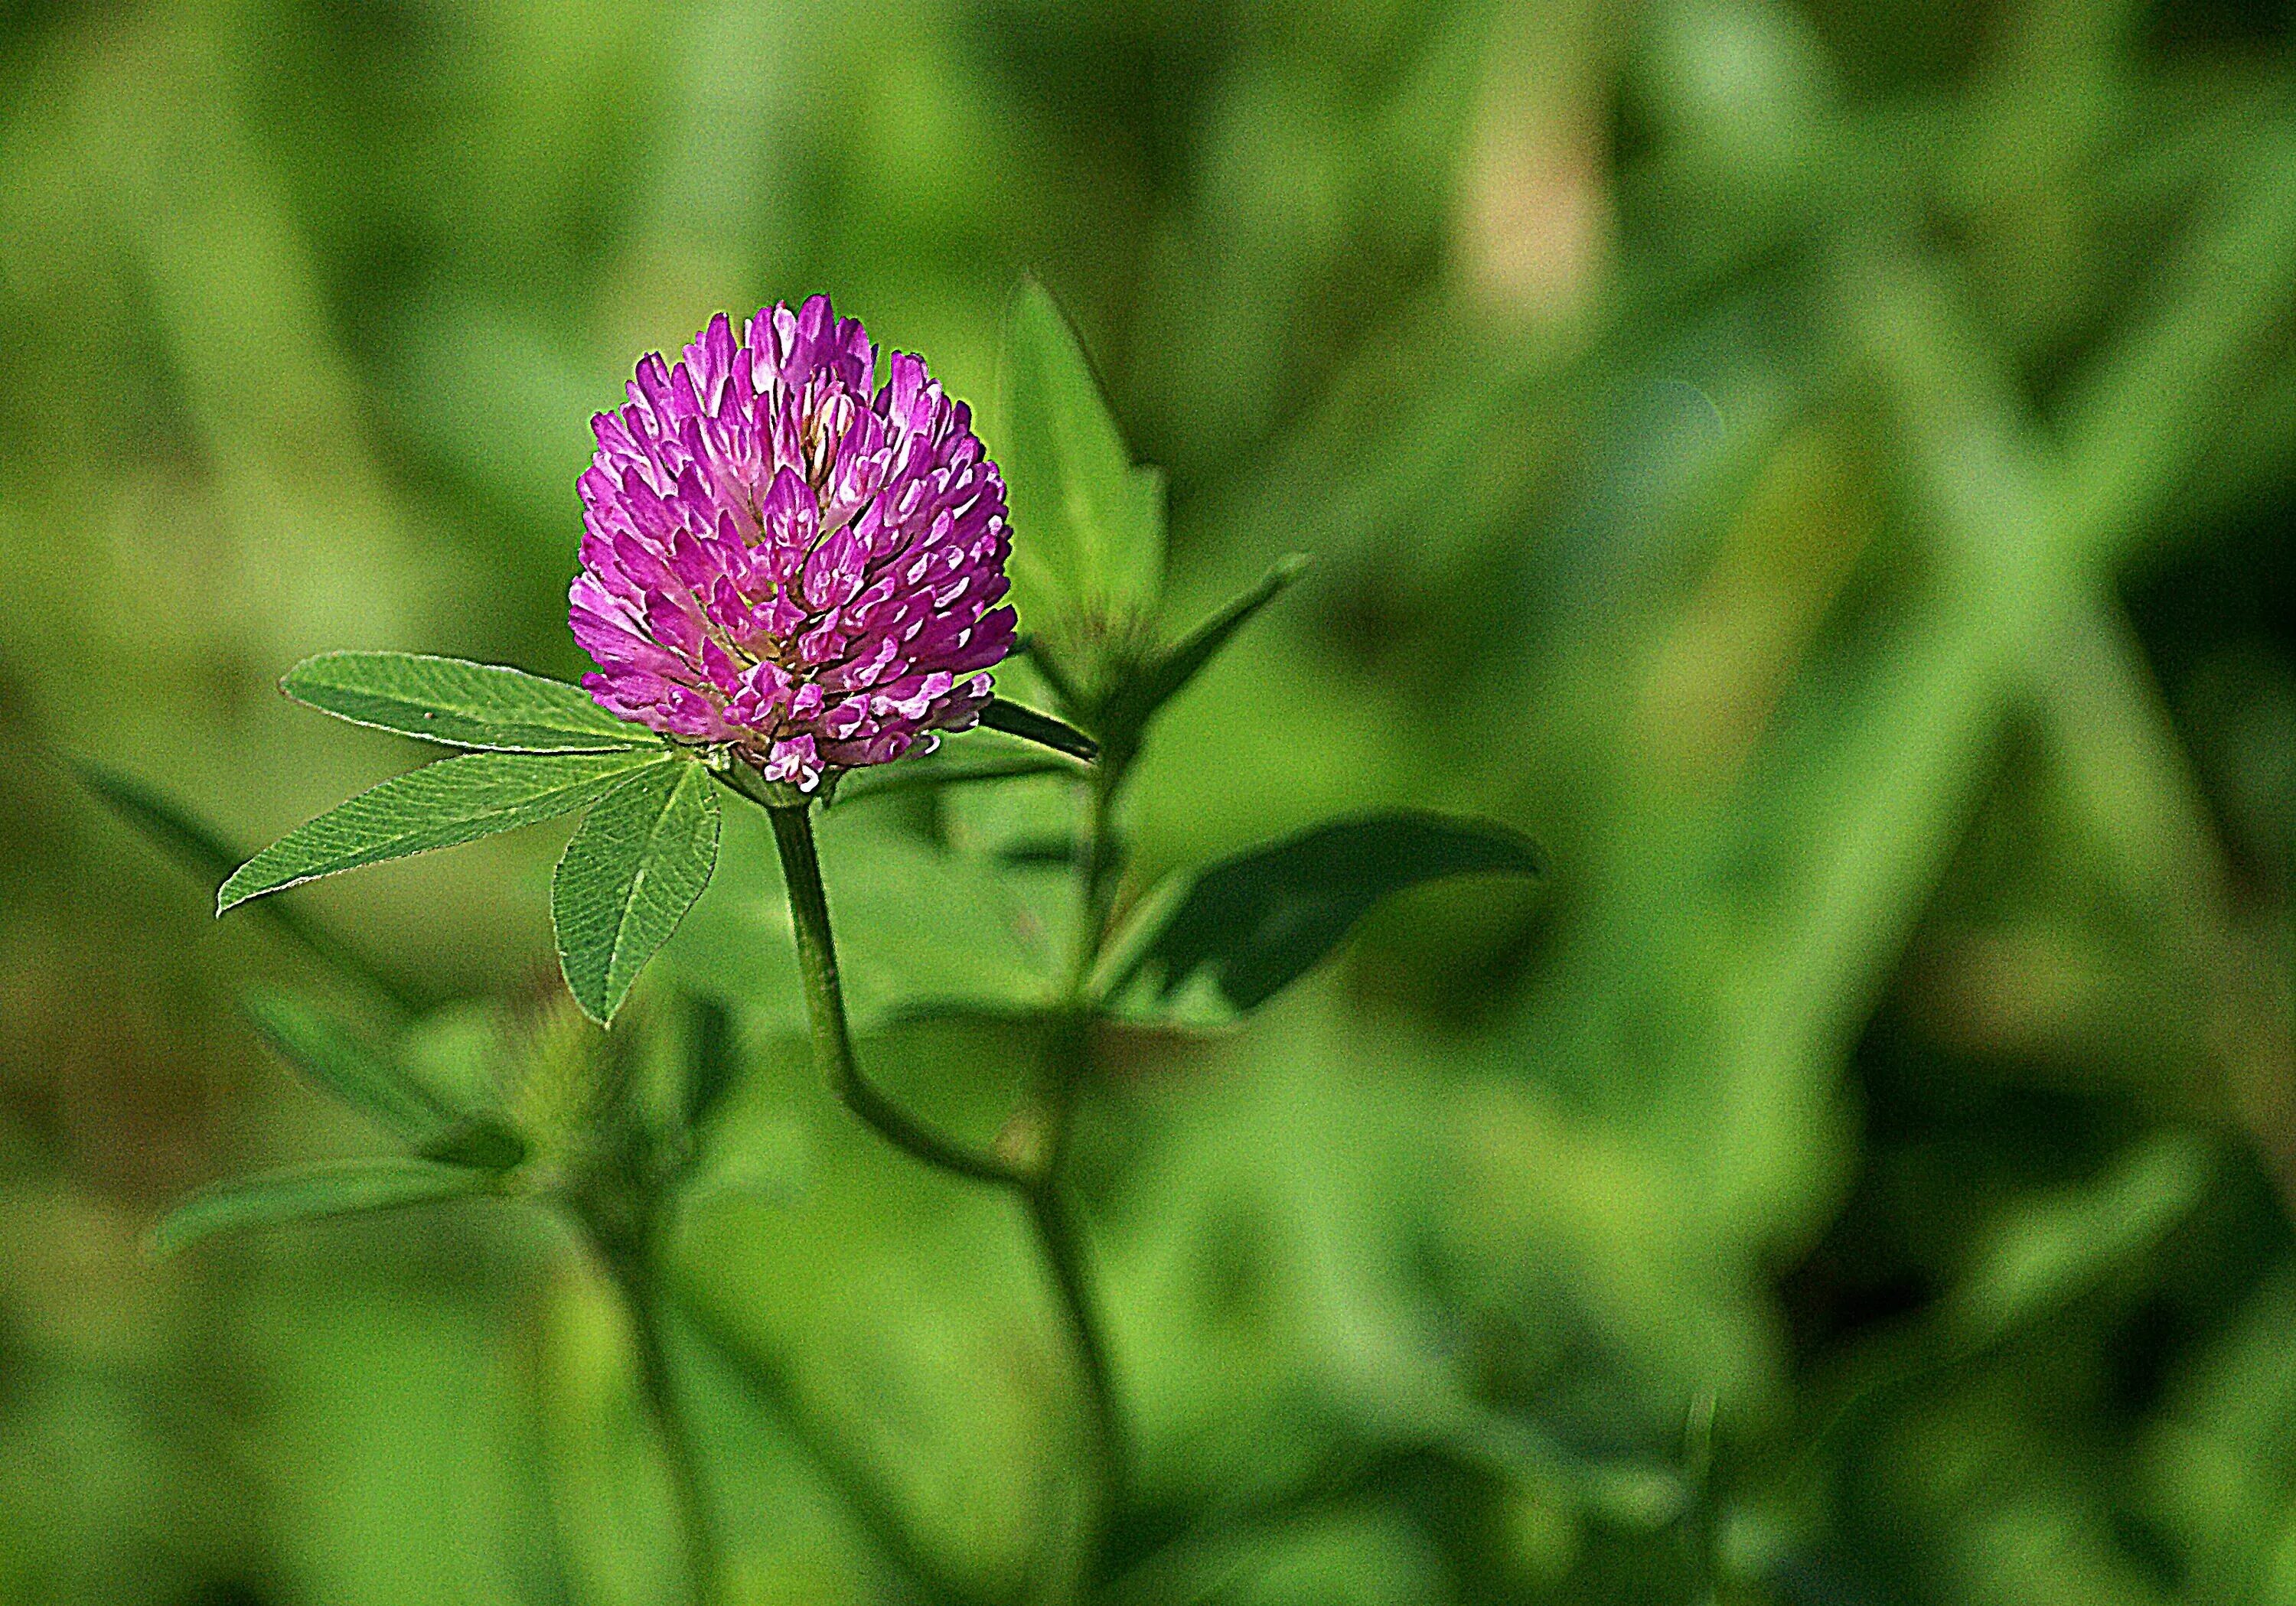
[149, 1160, 493, 1257]
[1107, 1507, 1450, 1606]
[552, 758, 720, 1025]
[1948, 1130, 2214, 1345]
[240, 985, 458, 1142]
[662, 796, 1070, 1033]
[998, 282, 1166, 679]
[282, 651, 657, 752]
[217, 748, 670, 913]
[1103, 812, 1543, 1021]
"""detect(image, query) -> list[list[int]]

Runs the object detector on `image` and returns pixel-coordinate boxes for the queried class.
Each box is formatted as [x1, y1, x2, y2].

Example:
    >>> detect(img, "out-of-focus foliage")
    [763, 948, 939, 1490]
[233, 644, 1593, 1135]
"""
[3, 0, 2296, 1600]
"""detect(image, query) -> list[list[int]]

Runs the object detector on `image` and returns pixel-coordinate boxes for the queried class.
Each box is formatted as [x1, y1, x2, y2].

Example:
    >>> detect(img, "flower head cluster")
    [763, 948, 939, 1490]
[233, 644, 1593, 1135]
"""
[570, 295, 1016, 790]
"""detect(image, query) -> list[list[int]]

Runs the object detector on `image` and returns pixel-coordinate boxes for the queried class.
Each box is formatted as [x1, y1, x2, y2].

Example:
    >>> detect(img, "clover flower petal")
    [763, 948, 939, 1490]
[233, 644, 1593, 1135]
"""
[572, 295, 1017, 791]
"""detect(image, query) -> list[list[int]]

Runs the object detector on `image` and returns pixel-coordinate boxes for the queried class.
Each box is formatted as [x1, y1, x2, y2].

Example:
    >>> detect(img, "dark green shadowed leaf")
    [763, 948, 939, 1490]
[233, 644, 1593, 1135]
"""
[553, 758, 720, 1025]
[282, 651, 659, 751]
[831, 753, 1082, 807]
[1104, 812, 1544, 1019]
[70, 755, 247, 886]
[70, 757, 425, 1011]
[980, 697, 1100, 762]
[417, 1116, 529, 1172]
[148, 1159, 493, 1257]
[217, 748, 671, 914]
[683, 994, 739, 1133]
[1106, 555, 1310, 736]
[998, 282, 1166, 658]
[240, 985, 458, 1142]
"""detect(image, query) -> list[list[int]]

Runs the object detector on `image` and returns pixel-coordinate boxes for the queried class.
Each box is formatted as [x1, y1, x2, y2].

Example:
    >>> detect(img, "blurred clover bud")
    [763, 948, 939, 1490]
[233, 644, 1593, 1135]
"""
[571, 295, 1019, 793]
[994, 283, 1307, 765]
[504, 985, 635, 1169]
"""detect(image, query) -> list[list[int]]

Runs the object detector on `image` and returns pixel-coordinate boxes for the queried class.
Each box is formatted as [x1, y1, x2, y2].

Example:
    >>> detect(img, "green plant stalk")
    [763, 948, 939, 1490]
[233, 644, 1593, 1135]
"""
[600, 1245, 727, 1606]
[763, 799, 1024, 1187]
[760, 787, 1130, 1577]
[1069, 761, 1124, 997]
[1049, 754, 1131, 1562]
[1026, 1138, 1126, 1548]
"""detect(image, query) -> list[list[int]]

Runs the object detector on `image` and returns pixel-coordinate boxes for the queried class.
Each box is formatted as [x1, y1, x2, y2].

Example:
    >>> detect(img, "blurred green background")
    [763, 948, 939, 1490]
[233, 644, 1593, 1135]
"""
[5, 0, 2296, 1599]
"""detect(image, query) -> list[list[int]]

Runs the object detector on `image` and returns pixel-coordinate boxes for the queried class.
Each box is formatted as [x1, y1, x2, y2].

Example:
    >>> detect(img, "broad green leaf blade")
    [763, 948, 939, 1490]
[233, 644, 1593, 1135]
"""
[149, 1159, 492, 1257]
[218, 748, 671, 914]
[553, 759, 720, 1025]
[997, 282, 1165, 654]
[240, 985, 458, 1142]
[978, 697, 1100, 762]
[1106, 812, 1544, 1018]
[1107, 554, 1310, 735]
[282, 651, 658, 751]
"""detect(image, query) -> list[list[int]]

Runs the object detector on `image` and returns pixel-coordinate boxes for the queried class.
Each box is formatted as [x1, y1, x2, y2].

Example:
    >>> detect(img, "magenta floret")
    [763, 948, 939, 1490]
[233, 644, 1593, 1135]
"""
[570, 295, 1018, 791]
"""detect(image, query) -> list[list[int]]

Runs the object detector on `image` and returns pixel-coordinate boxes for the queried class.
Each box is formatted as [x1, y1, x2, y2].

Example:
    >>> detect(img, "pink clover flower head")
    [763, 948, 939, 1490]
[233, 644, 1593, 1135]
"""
[570, 295, 1018, 792]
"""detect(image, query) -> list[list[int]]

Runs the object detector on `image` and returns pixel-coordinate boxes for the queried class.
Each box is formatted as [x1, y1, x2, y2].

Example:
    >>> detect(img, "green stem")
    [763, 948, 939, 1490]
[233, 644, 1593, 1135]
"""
[764, 799, 1026, 1188]
[759, 784, 1131, 1579]
[618, 1261, 727, 1606]
[1047, 759, 1130, 1569]
[1069, 763, 1123, 998]
[1026, 1160, 1126, 1556]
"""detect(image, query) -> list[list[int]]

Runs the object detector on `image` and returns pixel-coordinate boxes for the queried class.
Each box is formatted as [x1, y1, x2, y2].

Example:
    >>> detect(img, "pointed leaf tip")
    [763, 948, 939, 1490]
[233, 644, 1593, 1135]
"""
[979, 697, 1100, 762]
[998, 282, 1166, 680]
[553, 759, 720, 1025]
[240, 985, 459, 1143]
[217, 748, 672, 915]
[1107, 553, 1312, 735]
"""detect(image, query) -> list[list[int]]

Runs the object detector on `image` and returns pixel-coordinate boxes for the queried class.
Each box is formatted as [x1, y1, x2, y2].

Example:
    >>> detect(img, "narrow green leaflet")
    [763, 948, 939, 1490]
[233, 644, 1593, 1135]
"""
[1102, 812, 1544, 1021]
[998, 282, 1166, 654]
[148, 1158, 493, 1257]
[1948, 1130, 2213, 1347]
[553, 758, 721, 1025]
[978, 697, 1101, 762]
[218, 748, 672, 914]
[1103, 554, 1310, 740]
[240, 985, 458, 1142]
[833, 753, 1082, 807]
[282, 651, 658, 752]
